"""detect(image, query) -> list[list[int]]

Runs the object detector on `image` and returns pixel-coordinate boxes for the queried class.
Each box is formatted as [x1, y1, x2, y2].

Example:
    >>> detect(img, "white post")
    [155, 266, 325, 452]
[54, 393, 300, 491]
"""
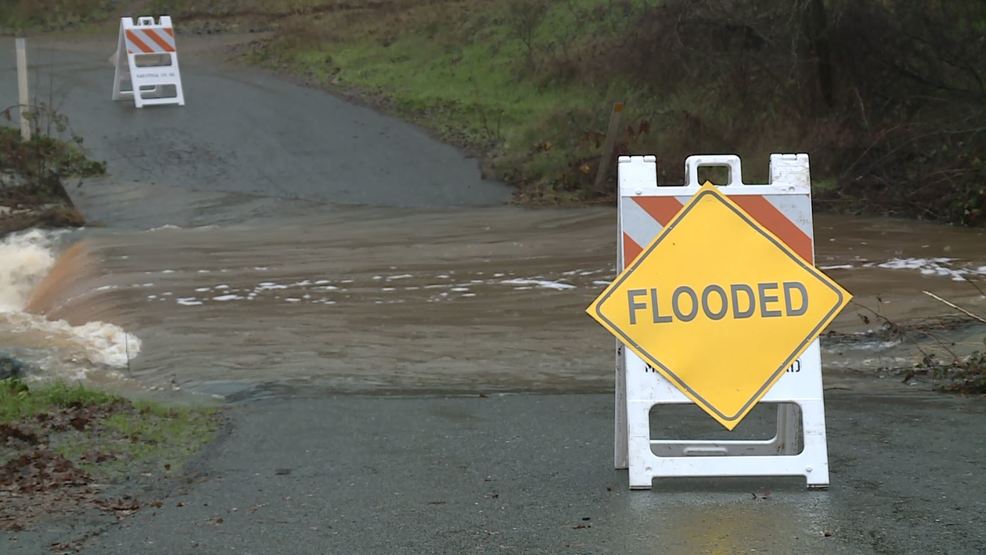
[15, 38, 31, 141]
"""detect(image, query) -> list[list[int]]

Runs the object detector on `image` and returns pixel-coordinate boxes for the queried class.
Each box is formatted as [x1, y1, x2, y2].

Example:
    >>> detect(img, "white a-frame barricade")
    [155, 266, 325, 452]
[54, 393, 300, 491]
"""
[111, 16, 185, 108]
[613, 154, 831, 489]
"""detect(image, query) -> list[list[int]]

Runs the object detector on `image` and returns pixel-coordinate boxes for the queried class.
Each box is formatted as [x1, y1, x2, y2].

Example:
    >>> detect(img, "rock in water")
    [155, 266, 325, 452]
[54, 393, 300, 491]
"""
[0, 354, 26, 380]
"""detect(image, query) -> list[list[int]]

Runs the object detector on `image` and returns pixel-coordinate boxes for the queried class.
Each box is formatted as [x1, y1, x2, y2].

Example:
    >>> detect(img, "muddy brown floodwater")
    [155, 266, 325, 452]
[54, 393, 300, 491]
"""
[0, 37, 983, 401]
[3, 176, 984, 401]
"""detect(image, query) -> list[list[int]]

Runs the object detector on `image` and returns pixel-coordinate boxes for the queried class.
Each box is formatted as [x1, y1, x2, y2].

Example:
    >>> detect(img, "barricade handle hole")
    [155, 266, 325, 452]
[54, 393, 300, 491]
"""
[134, 54, 173, 67]
[697, 165, 731, 187]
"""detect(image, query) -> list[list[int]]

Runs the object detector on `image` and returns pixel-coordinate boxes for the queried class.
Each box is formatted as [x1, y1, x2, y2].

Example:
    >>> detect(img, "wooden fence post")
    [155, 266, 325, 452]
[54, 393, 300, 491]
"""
[15, 38, 31, 141]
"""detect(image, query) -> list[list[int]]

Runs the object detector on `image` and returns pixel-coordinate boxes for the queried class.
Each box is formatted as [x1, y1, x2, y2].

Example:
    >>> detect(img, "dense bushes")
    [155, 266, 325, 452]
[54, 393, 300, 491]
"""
[568, 0, 986, 223]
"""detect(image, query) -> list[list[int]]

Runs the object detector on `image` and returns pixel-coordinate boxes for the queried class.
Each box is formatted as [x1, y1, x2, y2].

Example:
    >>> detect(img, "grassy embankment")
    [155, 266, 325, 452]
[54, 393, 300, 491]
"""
[0, 378, 218, 530]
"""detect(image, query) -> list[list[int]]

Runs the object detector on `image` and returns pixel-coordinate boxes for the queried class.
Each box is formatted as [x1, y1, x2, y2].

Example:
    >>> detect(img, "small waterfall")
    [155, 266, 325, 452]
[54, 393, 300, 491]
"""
[0, 229, 57, 312]
[0, 230, 141, 378]
[24, 242, 93, 316]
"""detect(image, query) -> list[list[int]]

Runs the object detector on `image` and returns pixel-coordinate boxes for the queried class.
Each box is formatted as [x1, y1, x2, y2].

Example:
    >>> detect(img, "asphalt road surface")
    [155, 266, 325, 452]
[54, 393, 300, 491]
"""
[6, 393, 985, 554]
[1, 36, 510, 207]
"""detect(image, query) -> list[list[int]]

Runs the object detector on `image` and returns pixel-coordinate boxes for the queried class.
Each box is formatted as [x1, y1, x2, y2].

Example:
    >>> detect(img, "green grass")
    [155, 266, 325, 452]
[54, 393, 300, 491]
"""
[0, 379, 218, 479]
[325, 36, 589, 144]
[0, 379, 117, 422]
[61, 403, 217, 477]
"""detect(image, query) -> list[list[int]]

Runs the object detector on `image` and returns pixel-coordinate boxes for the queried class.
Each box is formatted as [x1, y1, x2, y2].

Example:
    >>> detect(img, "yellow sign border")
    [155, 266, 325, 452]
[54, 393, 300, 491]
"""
[589, 184, 849, 425]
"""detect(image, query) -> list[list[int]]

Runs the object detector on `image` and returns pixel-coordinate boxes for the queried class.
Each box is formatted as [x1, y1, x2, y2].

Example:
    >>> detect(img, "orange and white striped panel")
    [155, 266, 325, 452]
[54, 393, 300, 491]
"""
[125, 26, 176, 54]
[619, 192, 815, 270]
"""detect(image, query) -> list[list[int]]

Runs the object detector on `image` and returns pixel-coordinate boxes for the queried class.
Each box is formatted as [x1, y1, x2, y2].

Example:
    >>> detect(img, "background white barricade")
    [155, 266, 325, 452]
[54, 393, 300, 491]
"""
[111, 16, 185, 108]
[614, 154, 830, 490]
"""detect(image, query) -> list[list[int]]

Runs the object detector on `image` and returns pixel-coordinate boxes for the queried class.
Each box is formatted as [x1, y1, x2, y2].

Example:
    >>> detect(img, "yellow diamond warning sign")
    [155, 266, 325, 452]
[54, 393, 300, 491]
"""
[587, 183, 851, 430]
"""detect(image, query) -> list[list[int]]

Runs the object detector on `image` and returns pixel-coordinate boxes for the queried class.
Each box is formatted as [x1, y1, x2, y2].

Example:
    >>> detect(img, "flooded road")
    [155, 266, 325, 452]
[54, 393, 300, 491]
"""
[1, 37, 984, 400]
[36, 179, 617, 397]
[4, 178, 984, 399]
[813, 216, 986, 374]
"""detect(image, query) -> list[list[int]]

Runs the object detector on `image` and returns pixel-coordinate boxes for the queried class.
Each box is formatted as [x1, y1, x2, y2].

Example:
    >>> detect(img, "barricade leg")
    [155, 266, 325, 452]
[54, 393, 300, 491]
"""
[799, 398, 830, 488]
[626, 399, 656, 490]
[775, 403, 801, 455]
[614, 343, 628, 469]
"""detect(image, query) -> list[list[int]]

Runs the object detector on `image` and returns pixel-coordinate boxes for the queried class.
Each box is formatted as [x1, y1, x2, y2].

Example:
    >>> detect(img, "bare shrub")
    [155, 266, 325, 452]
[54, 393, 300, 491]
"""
[505, 0, 549, 69]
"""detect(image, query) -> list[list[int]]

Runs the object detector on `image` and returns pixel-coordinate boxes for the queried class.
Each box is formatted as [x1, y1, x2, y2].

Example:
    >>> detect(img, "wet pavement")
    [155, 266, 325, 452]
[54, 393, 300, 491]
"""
[2, 37, 509, 208]
[5, 392, 980, 554]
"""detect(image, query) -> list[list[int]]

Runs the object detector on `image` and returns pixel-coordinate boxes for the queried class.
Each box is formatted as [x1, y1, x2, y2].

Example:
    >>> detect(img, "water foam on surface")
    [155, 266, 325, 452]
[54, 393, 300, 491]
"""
[0, 230, 142, 376]
[0, 229, 57, 311]
[147, 224, 182, 232]
[501, 278, 576, 290]
[818, 258, 986, 281]
[0, 311, 139, 369]
[872, 257, 986, 281]
[166, 270, 599, 308]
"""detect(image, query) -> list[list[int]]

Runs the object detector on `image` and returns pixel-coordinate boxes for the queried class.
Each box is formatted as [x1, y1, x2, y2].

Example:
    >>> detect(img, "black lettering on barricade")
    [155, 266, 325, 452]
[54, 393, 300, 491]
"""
[650, 288, 672, 323]
[758, 282, 781, 317]
[784, 281, 808, 316]
[672, 286, 698, 322]
[701, 285, 728, 320]
[628, 289, 647, 324]
[787, 359, 802, 373]
[731, 284, 755, 318]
